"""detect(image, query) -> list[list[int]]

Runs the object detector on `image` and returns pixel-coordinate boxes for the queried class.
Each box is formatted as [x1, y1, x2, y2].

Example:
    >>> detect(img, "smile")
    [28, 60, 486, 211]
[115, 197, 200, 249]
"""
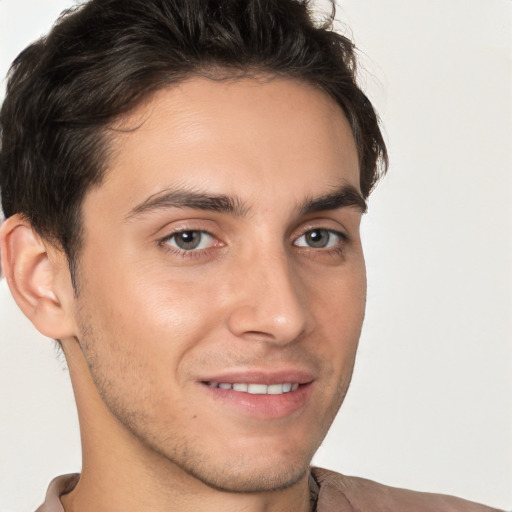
[206, 382, 300, 395]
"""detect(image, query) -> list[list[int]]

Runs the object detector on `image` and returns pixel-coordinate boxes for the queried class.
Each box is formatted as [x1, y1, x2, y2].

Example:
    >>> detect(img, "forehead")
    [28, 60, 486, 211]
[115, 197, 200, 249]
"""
[88, 76, 360, 216]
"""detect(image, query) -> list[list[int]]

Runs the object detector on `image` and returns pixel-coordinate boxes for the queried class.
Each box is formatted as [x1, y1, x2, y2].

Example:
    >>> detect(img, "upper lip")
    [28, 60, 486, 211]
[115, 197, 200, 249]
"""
[198, 368, 315, 385]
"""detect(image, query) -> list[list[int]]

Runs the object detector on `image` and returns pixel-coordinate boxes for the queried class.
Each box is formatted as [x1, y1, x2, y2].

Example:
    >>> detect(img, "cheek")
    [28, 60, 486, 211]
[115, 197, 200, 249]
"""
[306, 260, 366, 368]
[74, 266, 216, 428]
[309, 259, 366, 324]
[77, 253, 223, 380]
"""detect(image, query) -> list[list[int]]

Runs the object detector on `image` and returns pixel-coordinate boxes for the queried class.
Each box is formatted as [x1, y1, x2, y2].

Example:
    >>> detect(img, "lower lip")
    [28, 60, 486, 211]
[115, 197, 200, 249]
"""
[200, 382, 313, 419]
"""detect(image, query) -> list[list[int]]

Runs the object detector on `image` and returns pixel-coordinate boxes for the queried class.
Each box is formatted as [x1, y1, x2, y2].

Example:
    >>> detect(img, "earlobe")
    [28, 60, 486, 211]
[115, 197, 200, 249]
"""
[0, 214, 77, 340]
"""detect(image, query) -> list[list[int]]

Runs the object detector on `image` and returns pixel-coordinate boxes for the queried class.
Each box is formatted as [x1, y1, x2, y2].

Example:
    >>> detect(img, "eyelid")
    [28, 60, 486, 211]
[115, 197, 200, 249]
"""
[292, 218, 349, 240]
[154, 217, 220, 241]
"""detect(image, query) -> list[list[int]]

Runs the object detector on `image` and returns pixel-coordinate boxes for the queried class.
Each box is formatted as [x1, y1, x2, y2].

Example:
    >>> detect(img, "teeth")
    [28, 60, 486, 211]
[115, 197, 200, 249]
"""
[248, 383, 268, 394]
[207, 382, 299, 395]
[267, 384, 284, 395]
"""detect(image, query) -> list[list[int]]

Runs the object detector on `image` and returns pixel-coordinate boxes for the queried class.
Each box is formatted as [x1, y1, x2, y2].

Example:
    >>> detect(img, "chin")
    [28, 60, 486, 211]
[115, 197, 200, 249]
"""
[169, 428, 321, 493]
[182, 457, 311, 493]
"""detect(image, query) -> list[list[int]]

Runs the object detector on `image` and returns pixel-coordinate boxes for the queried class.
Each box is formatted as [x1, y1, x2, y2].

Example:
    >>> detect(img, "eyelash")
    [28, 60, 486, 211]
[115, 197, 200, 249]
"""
[158, 227, 348, 259]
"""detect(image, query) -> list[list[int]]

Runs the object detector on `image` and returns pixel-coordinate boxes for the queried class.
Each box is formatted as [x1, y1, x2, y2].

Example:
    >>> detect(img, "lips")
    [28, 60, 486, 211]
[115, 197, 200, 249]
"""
[199, 368, 314, 386]
[199, 369, 314, 418]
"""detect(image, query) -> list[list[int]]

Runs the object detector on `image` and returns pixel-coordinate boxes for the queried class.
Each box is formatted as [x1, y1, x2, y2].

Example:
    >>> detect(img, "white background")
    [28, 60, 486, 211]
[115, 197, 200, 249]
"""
[0, 0, 511, 510]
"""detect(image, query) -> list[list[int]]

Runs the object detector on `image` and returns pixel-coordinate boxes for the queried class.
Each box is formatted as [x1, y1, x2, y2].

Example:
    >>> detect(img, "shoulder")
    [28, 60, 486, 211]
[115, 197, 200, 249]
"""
[311, 467, 504, 512]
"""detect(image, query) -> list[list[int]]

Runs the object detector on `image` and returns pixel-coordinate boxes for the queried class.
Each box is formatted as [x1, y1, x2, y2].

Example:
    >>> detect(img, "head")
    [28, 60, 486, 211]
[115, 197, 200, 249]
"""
[0, 0, 387, 497]
[0, 0, 386, 281]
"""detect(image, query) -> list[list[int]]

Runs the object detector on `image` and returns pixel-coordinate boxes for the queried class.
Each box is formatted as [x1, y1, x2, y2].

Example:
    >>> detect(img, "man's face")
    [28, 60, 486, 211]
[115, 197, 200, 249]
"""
[71, 77, 366, 492]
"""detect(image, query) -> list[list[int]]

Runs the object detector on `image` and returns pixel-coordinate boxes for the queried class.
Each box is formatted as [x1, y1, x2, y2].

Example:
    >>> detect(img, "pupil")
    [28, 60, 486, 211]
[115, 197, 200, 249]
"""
[306, 229, 329, 248]
[176, 231, 201, 250]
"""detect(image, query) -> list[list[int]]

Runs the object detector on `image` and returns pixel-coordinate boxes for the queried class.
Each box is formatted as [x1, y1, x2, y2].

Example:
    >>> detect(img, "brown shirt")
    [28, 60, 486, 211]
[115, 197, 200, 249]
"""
[36, 468, 504, 511]
[311, 468, 504, 511]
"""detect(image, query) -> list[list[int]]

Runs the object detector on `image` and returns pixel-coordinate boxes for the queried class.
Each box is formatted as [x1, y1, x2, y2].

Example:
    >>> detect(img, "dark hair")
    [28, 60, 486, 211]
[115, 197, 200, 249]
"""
[0, 0, 387, 280]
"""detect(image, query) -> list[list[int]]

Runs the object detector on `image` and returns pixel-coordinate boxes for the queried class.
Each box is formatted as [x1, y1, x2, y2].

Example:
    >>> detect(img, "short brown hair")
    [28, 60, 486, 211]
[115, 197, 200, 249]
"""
[0, 0, 387, 282]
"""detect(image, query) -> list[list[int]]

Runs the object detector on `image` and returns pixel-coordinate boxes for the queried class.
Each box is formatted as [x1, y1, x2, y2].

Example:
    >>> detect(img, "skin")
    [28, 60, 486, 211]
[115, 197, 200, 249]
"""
[1, 76, 366, 512]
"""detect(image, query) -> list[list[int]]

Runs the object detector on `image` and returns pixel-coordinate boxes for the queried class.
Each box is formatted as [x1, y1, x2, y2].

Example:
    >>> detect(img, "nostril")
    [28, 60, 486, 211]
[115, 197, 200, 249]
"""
[239, 330, 279, 342]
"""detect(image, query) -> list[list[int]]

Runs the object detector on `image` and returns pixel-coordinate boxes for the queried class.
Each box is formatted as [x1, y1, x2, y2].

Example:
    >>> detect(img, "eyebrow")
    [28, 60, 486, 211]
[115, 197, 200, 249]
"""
[124, 183, 367, 222]
[299, 185, 367, 215]
[124, 188, 248, 221]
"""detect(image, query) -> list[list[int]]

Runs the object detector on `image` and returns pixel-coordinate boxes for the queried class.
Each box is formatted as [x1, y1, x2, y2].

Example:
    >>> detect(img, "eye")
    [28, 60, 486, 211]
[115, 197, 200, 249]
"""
[163, 230, 216, 251]
[294, 228, 344, 249]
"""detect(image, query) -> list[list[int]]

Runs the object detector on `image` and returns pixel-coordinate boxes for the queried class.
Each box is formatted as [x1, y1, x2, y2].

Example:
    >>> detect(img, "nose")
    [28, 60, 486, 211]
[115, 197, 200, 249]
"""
[226, 250, 313, 345]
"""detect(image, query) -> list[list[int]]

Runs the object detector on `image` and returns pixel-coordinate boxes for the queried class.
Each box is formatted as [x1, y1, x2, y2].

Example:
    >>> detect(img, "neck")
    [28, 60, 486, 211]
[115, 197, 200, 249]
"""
[61, 342, 313, 512]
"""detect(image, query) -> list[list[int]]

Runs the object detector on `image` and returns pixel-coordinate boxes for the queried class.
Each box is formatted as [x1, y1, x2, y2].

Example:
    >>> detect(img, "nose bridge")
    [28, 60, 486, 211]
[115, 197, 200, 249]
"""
[226, 243, 311, 344]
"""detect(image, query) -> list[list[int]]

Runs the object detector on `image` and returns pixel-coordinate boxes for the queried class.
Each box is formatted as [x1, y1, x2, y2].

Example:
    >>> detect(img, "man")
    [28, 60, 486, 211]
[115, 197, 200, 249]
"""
[0, 1, 505, 511]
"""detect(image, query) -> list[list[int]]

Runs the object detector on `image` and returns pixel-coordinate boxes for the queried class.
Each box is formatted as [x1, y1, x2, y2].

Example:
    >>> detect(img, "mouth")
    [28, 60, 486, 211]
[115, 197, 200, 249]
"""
[204, 382, 300, 395]
[199, 373, 314, 419]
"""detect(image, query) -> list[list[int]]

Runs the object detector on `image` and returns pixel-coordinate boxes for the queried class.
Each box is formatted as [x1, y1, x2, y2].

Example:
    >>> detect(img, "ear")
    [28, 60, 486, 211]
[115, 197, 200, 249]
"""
[0, 214, 77, 340]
